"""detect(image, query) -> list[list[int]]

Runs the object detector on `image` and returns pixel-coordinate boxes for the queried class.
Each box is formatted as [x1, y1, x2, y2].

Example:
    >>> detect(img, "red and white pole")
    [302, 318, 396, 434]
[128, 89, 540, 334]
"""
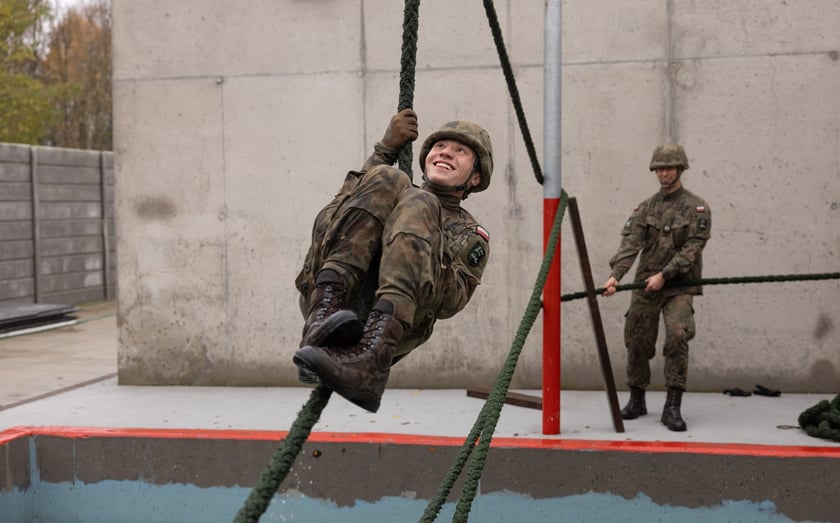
[542, 0, 563, 434]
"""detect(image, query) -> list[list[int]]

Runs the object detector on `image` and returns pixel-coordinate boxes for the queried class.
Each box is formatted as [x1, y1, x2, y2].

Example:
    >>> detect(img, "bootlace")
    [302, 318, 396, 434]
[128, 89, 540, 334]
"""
[315, 283, 347, 322]
[325, 310, 386, 361]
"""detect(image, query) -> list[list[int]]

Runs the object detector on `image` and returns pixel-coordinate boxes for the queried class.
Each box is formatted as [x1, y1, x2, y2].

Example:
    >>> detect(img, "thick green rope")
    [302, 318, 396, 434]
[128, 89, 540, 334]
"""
[235, 4, 421, 521]
[798, 394, 840, 442]
[482, 0, 543, 186]
[234, 385, 332, 522]
[419, 191, 569, 523]
[560, 272, 840, 302]
[397, 0, 420, 178]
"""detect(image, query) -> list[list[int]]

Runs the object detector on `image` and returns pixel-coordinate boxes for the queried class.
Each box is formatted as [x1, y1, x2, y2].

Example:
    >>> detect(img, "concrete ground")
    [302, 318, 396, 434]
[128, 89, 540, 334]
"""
[0, 300, 837, 448]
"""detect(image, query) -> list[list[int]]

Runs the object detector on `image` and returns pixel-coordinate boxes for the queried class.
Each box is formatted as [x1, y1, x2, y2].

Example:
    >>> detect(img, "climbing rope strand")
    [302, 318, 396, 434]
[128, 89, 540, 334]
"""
[559, 272, 840, 302]
[452, 192, 568, 523]
[234, 385, 332, 522]
[482, 0, 544, 185]
[397, 0, 420, 177]
[418, 192, 568, 523]
[418, 411, 486, 523]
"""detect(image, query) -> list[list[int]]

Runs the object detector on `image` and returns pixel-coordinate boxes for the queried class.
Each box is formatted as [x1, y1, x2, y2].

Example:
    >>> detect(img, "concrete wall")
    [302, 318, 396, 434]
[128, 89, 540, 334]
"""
[2, 429, 838, 522]
[0, 144, 116, 305]
[112, 0, 840, 391]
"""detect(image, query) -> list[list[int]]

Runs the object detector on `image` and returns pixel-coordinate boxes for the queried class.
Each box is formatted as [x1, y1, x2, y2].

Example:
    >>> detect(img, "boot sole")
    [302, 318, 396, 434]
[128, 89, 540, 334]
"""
[661, 413, 687, 431]
[302, 310, 364, 347]
[298, 311, 364, 384]
[620, 408, 647, 420]
[293, 346, 381, 413]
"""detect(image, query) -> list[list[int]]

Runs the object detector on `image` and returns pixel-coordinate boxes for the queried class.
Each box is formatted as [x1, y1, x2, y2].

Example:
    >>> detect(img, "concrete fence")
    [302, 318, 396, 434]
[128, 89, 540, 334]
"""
[0, 143, 115, 306]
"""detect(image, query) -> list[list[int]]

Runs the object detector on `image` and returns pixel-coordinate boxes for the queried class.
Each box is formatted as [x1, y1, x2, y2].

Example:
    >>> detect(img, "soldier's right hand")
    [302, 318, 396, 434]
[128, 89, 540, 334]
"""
[381, 109, 419, 150]
[602, 276, 618, 297]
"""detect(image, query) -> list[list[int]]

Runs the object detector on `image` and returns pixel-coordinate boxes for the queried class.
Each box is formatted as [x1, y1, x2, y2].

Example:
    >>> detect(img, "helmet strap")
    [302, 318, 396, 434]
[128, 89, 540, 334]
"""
[421, 173, 474, 200]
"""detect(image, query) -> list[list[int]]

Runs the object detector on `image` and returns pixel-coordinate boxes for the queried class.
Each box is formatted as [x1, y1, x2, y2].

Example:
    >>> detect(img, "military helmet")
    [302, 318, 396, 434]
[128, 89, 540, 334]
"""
[649, 143, 689, 171]
[419, 120, 494, 193]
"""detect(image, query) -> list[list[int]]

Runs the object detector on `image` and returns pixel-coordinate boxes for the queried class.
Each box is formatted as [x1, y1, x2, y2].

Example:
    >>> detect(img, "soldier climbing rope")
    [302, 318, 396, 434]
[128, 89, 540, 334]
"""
[234, 1, 840, 521]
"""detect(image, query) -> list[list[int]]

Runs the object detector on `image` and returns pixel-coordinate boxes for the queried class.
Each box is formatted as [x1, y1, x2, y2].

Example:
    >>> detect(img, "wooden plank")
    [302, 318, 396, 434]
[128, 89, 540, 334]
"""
[466, 387, 543, 410]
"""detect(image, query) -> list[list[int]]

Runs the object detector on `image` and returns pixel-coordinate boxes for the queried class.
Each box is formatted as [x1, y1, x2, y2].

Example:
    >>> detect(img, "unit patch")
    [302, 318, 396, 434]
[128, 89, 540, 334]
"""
[699, 218, 708, 230]
[468, 242, 487, 266]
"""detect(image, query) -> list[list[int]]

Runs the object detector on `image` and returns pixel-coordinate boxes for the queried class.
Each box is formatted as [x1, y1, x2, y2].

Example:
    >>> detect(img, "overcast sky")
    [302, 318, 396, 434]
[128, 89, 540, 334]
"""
[52, 0, 88, 13]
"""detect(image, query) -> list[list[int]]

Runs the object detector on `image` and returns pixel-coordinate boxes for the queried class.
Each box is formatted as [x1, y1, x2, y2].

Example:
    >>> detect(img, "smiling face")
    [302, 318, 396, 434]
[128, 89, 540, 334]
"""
[423, 139, 481, 190]
[655, 166, 682, 193]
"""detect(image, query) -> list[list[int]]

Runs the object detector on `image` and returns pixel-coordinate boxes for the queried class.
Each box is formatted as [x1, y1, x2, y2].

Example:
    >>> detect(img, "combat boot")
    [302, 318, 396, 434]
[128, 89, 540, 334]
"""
[661, 387, 687, 432]
[298, 269, 364, 384]
[300, 269, 364, 347]
[620, 385, 647, 420]
[293, 299, 404, 413]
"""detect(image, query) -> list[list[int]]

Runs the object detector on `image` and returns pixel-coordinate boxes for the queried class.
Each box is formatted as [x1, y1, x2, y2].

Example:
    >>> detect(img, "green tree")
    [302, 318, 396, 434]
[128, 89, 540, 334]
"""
[0, 0, 62, 144]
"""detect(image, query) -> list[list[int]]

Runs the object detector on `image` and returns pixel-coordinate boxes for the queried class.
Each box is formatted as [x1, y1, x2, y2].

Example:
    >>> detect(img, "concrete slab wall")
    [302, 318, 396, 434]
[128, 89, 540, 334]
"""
[112, 1, 840, 391]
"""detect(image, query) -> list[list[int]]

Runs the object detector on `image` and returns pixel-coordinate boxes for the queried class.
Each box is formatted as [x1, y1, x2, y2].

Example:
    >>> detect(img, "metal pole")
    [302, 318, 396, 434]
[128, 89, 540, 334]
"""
[30, 146, 42, 304]
[542, 0, 562, 434]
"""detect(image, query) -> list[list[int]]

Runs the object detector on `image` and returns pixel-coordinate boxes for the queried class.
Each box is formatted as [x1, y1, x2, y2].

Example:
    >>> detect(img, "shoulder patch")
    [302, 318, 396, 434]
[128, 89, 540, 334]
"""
[467, 242, 487, 266]
[696, 206, 706, 213]
[475, 225, 490, 241]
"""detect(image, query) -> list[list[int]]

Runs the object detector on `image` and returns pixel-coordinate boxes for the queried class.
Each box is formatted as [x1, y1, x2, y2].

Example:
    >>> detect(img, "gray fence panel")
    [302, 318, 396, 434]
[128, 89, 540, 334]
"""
[0, 143, 116, 305]
[0, 260, 32, 279]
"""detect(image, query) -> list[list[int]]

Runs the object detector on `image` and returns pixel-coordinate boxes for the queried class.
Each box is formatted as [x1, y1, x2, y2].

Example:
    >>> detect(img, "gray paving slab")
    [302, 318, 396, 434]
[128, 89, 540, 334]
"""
[0, 377, 836, 449]
[0, 300, 837, 449]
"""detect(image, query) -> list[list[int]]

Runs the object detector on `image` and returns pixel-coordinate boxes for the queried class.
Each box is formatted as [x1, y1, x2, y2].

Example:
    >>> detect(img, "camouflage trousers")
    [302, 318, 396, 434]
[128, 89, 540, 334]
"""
[296, 166, 445, 356]
[623, 291, 695, 390]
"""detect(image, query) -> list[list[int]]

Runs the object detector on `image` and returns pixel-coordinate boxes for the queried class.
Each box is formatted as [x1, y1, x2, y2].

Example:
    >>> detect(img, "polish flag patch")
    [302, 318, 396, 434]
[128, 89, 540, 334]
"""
[696, 206, 706, 213]
[476, 225, 490, 241]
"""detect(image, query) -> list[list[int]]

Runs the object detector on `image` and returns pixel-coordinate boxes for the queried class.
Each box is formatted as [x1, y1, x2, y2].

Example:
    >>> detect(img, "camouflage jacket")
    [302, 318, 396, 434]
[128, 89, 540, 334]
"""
[609, 187, 711, 296]
[361, 145, 490, 355]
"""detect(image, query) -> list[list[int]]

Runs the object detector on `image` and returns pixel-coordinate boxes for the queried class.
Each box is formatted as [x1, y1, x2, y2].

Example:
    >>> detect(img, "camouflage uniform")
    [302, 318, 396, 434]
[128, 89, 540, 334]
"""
[295, 146, 490, 361]
[609, 187, 711, 390]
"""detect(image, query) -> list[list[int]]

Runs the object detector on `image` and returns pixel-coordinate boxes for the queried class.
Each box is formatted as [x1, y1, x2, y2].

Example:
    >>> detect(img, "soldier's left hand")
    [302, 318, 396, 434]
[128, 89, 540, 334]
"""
[382, 108, 419, 150]
[645, 272, 665, 292]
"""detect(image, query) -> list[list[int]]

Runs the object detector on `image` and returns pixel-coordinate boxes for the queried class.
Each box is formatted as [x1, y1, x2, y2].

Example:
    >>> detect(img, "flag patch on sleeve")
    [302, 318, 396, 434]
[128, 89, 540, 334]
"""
[696, 206, 706, 213]
[475, 225, 490, 241]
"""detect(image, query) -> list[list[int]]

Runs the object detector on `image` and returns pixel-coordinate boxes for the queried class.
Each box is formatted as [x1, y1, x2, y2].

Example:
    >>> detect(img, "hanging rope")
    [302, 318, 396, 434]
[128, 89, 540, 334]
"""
[398, 0, 421, 177]
[235, 3, 422, 521]
[234, 386, 332, 522]
[482, 0, 544, 185]
[420, 192, 569, 523]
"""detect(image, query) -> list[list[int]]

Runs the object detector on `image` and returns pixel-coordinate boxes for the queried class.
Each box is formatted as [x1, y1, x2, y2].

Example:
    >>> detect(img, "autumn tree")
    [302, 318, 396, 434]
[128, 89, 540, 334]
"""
[42, 0, 112, 150]
[0, 0, 112, 149]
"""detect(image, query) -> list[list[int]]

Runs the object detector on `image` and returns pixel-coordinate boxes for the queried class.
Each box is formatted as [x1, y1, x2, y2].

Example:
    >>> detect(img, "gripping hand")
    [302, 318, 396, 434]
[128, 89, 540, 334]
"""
[381, 109, 419, 150]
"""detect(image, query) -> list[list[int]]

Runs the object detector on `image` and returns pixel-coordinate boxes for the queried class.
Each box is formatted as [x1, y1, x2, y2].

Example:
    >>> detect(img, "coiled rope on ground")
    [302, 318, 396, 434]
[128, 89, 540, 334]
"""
[798, 394, 840, 442]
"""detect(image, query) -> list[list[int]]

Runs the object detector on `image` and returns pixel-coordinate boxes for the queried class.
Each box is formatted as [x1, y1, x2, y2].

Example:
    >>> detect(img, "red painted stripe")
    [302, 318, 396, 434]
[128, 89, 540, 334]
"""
[2, 426, 838, 458]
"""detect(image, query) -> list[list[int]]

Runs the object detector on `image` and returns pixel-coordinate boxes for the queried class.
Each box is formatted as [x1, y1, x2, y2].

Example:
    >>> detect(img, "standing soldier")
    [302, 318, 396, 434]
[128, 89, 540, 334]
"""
[602, 144, 711, 431]
[293, 109, 493, 413]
